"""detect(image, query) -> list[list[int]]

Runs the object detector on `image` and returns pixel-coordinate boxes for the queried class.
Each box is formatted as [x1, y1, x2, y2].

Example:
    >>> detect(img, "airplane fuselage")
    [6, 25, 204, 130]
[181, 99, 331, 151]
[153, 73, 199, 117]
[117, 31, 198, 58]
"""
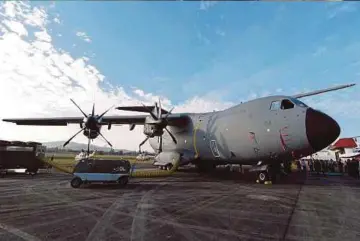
[149, 95, 340, 166]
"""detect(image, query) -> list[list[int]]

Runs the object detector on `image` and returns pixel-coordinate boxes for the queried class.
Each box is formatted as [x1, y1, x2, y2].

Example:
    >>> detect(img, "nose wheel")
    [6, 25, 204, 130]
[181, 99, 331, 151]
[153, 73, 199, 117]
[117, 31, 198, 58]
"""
[258, 171, 269, 182]
[256, 164, 280, 184]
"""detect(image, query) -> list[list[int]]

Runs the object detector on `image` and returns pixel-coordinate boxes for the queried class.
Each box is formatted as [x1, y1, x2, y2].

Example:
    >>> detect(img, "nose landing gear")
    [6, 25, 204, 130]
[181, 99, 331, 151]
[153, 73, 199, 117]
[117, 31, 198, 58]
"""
[251, 163, 282, 184]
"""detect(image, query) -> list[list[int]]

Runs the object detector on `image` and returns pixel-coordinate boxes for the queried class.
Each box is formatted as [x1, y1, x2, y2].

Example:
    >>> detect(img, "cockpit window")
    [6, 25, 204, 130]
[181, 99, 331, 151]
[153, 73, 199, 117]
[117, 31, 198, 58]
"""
[289, 97, 308, 107]
[281, 99, 294, 109]
[270, 100, 281, 110]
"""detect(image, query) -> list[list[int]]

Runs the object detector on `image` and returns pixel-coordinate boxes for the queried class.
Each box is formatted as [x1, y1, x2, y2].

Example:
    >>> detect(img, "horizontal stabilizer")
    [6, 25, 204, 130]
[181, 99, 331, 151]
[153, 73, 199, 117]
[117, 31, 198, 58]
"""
[292, 83, 356, 99]
[116, 106, 169, 114]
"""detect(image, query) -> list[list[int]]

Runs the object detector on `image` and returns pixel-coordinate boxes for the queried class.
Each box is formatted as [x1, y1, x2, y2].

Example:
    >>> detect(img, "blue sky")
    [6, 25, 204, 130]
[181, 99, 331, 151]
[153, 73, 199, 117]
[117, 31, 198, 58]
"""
[45, 1, 359, 100]
[1, 1, 359, 147]
[51, 1, 360, 136]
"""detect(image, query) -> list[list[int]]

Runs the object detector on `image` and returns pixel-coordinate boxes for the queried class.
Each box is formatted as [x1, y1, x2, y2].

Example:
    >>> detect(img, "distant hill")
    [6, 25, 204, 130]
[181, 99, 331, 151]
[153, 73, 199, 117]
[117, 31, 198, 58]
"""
[42, 141, 129, 152]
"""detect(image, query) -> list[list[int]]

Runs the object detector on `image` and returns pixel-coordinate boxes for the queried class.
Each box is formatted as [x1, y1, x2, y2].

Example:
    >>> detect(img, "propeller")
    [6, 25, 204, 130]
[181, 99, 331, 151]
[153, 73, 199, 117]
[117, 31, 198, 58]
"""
[63, 99, 114, 155]
[138, 98, 177, 153]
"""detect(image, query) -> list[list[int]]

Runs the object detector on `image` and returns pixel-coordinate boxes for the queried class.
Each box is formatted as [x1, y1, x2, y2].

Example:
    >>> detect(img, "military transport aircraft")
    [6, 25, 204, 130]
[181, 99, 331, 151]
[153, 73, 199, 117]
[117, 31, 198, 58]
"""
[2, 83, 356, 183]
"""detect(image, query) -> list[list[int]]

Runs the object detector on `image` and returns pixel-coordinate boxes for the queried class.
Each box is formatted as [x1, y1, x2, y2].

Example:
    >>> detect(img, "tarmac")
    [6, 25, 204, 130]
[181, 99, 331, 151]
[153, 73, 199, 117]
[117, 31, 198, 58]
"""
[0, 168, 359, 241]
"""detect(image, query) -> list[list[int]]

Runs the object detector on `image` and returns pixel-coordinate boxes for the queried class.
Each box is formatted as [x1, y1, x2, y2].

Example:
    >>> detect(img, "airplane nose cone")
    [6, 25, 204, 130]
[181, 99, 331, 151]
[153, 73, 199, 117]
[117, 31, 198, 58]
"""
[306, 108, 340, 152]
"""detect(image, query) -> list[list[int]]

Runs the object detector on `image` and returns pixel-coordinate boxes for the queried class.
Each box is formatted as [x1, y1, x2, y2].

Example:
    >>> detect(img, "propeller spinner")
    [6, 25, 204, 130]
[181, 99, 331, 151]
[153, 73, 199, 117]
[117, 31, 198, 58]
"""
[63, 99, 114, 155]
[138, 98, 177, 153]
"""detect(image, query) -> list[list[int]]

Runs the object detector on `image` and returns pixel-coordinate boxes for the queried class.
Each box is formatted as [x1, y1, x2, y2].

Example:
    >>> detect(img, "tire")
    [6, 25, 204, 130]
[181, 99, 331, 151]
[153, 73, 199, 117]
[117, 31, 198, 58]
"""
[71, 177, 82, 188]
[166, 164, 173, 171]
[118, 176, 129, 186]
[258, 171, 269, 183]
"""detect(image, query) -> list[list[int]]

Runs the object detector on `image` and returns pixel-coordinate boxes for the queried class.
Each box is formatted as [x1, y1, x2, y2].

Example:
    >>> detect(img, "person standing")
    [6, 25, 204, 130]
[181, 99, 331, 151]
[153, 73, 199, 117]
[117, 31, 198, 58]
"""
[309, 159, 314, 172]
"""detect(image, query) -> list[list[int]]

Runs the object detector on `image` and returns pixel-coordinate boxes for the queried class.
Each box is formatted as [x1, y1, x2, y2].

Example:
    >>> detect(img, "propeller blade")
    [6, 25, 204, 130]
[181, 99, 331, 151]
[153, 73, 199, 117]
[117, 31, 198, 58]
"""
[98, 105, 114, 119]
[159, 135, 163, 153]
[141, 103, 158, 120]
[140, 136, 149, 147]
[158, 98, 162, 119]
[155, 101, 158, 116]
[87, 129, 91, 156]
[63, 128, 85, 147]
[70, 99, 88, 118]
[165, 127, 177, 144]
[164, 107, 174, 119]
[97, 131, 113, 147]
[92, 103, 95, 116]
[139, 136, 150, 153]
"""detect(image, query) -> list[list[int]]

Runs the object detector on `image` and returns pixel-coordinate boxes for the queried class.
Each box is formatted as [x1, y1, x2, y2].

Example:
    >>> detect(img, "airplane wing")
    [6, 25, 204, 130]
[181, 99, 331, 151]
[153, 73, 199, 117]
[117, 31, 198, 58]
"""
[292, 83, 356, 99]
[1, 117, 83, 126]
[2, 113, 189, 126]
[116, 106, 169, 114]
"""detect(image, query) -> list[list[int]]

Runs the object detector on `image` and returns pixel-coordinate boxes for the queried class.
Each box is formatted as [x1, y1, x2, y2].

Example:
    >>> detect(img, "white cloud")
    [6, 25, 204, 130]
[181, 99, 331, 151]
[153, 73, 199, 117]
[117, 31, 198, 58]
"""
[199, 1, 218, 11]
[215, 29, 225, 37]
[312, 46, 327, 57]
[196, 31, 210, 45]
[2, 19, 28, 36]
[53, 13, 61, 24]
[0, 1, 229, 152]
[76, 31, 91, 43]
[327, 2, 358, 19]
[34, 30, 52, 42]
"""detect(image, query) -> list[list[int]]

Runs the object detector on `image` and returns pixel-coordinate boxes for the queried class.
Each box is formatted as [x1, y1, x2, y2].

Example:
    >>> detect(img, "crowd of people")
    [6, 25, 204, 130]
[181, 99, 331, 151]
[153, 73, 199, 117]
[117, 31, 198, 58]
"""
[296, 158, 360, 178]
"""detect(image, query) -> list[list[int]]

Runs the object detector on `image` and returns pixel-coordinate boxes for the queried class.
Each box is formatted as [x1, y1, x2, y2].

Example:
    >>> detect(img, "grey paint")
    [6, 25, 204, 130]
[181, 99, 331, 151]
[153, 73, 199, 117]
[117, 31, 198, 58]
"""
[148, 95, 312, 166]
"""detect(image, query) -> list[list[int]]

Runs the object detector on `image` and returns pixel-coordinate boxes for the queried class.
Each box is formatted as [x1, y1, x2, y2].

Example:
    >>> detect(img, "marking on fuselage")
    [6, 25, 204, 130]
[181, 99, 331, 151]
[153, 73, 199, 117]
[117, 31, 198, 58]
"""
[279, 126, 290, 151]
[248, 132, 258, 145]
[210, 140, 220, 157]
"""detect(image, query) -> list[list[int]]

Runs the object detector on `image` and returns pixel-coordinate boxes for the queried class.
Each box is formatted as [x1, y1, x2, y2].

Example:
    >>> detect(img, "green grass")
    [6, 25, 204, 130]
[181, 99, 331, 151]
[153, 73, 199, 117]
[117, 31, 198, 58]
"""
[44, 154, 152, 169]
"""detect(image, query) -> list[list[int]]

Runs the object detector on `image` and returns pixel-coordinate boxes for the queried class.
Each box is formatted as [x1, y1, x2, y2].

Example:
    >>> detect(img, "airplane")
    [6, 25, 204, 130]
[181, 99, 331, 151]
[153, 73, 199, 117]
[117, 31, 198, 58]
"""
[2, 83, 356, 183]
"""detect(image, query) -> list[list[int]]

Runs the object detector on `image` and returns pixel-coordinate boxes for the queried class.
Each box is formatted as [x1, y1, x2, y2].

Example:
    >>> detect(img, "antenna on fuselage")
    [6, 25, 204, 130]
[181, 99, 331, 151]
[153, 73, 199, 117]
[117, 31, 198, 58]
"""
[292, 83, 356, 99]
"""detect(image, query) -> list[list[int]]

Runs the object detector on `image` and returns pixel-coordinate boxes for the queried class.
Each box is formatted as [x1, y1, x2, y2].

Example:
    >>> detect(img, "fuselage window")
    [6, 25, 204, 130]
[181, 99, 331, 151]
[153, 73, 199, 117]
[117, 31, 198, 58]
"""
[281, 99, 294, 109]
[270, 101, 281, 110]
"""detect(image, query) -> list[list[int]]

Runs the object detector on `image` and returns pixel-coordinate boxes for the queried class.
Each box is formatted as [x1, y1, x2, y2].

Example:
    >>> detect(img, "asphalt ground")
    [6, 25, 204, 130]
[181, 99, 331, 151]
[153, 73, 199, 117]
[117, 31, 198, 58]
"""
[0, 168, 359, 241]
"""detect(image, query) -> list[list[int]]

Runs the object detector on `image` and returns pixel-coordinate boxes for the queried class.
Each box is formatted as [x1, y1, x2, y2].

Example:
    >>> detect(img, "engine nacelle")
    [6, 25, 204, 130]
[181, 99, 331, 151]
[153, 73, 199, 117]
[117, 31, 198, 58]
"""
[83, 129, 100, 139]
[154, 151, 181, 166]
[143, 124, 163, 137]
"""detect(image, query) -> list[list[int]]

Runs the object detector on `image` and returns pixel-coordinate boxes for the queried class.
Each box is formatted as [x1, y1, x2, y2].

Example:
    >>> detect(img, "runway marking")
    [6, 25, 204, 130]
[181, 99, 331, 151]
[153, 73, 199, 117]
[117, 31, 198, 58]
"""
[0, 223, 42, 241]
[246, 194, 280, 201]
[85, 193, 129, 241]
[130, 182, 168, 241]
[130, 189, 155, 241]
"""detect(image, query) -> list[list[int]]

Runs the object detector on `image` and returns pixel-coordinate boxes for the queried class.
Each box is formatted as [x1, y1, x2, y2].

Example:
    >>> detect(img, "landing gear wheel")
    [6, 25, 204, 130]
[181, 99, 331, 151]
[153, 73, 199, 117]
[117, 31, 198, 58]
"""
[258, 171, 269, 183]
[71, 177, 82, 188]
[166, 164, 173, 171]
[118, 176, 129, 186]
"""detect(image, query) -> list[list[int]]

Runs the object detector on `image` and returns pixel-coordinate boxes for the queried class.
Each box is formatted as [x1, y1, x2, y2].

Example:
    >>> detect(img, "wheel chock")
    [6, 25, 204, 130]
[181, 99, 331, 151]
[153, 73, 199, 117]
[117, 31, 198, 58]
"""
[264, 181, 272, 185]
